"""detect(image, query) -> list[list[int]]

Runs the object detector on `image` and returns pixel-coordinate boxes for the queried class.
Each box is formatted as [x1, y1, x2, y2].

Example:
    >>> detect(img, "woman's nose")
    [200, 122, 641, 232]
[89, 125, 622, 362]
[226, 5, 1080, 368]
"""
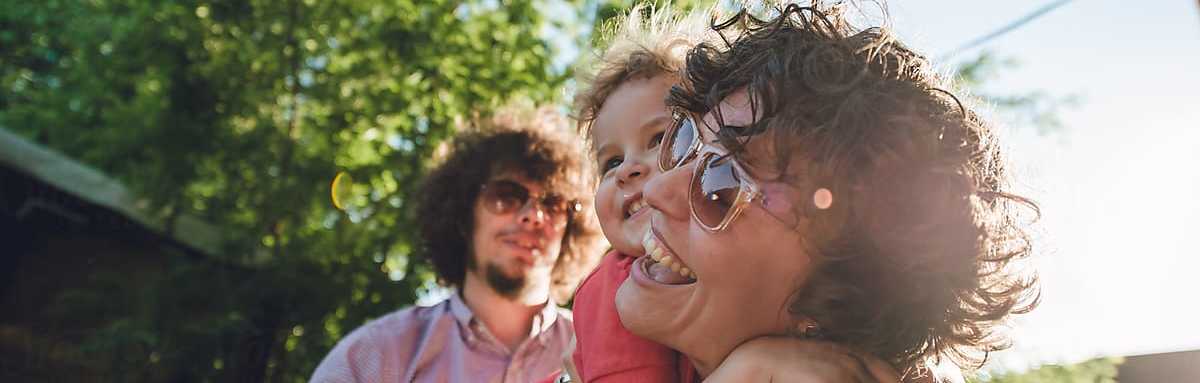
[642, 160, 692, 221]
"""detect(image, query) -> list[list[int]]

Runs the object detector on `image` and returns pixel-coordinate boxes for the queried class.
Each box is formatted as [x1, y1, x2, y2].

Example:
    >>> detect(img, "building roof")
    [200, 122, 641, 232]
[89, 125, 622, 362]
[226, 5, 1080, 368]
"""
[1119, 349, 1200, 382]
[0, 127, 226, 257]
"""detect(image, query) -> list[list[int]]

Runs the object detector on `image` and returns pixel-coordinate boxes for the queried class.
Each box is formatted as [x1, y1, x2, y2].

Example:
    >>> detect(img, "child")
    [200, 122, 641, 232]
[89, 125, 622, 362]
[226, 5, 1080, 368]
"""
[570, 5, 706, 381]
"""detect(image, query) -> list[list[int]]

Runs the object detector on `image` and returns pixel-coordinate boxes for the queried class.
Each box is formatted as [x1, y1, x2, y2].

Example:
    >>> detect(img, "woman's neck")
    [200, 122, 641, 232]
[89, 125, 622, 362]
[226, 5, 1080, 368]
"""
[679, 340, 729, 378]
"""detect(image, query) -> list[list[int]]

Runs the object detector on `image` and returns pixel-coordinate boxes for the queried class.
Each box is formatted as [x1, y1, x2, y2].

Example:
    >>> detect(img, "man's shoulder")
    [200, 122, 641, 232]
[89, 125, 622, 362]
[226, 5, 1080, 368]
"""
[311, 302, 455, 382]
[357, 301, 456, 338]
[340, 301, 455, 347]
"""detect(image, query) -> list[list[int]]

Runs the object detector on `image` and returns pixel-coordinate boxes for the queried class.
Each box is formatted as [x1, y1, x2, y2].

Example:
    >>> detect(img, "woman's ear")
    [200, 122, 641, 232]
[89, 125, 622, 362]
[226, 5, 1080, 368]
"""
[796, 316, 824, 339]
[759, 181, 804, 228]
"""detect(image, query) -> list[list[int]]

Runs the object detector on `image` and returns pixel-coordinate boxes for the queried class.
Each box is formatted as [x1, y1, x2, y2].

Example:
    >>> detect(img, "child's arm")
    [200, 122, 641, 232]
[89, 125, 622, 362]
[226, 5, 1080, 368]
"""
[704, 336, 901, 383]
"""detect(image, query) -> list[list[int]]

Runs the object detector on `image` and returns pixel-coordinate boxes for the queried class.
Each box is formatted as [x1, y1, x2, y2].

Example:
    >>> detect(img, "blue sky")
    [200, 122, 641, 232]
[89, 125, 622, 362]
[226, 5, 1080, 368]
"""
[889, 0, 1200, 370]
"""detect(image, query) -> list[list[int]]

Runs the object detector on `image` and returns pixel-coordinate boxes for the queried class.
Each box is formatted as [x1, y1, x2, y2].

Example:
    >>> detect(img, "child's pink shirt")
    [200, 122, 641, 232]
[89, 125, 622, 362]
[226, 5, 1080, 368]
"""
[571, 250, 698, 382]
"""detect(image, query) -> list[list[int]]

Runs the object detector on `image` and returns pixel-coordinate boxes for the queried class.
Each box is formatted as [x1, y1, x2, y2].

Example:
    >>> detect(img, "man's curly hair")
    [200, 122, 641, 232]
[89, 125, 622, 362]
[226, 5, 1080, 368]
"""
[669, 2, 1041, 378]
[416, 106, 605, 303]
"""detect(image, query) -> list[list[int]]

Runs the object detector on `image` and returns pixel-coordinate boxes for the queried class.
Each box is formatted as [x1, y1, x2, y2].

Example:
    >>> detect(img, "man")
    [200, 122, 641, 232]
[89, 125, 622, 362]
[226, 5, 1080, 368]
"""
[311, 107, 605, 382]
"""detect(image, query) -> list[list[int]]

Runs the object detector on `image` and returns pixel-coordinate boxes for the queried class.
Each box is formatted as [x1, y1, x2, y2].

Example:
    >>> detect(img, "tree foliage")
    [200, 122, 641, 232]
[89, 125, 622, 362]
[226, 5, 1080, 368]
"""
[3, 0, 578, 380]
[968, 357, 1123, 383]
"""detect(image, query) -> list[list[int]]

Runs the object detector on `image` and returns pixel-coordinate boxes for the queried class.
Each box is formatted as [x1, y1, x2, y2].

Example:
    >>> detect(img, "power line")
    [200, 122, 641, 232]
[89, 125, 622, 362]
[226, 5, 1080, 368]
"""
[940, 0, 1075, 61]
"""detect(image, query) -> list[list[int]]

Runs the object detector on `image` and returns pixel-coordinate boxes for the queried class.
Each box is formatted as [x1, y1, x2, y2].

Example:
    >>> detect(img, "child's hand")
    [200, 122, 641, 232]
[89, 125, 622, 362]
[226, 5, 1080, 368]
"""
[704, 336, 901, 383]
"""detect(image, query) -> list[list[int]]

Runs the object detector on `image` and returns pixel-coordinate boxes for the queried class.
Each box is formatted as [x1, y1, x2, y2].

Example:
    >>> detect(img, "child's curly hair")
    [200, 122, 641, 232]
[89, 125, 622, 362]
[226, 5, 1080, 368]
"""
[573, 3, 713, 138]
[669, 2, 1041, 378]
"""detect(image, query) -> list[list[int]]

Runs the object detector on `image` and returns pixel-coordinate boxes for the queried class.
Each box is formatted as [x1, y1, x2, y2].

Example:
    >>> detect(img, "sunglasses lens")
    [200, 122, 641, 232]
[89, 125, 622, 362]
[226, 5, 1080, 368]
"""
[662, 114, 698, 171]
[483, 180, 574, 220]
[540, 194, 567, 215]
[691, 154, 743, 229]
[482, 180, 527, 214]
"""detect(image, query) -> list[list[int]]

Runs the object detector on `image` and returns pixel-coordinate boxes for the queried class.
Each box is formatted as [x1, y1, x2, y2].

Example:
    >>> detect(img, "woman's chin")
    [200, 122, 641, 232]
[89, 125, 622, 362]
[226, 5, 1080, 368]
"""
[616, 276, 673, 344]
[615, 259, 697, 348]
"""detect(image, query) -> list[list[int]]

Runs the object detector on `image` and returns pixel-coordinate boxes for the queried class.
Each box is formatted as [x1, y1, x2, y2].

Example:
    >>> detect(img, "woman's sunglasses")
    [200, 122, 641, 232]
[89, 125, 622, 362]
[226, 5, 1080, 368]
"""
[658, 109, 769, 232]
[479, 180, 580, 221]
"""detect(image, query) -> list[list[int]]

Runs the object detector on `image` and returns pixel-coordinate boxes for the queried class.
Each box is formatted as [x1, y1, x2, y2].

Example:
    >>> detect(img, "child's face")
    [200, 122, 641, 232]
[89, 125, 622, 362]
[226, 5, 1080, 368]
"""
[590, 75, 675, 256]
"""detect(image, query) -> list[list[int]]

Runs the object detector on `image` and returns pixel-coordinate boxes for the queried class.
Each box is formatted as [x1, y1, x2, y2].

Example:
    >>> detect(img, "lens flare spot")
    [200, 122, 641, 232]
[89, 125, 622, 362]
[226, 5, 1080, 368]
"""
[331, 172, 353, 210]
[813, 188, 833, 210]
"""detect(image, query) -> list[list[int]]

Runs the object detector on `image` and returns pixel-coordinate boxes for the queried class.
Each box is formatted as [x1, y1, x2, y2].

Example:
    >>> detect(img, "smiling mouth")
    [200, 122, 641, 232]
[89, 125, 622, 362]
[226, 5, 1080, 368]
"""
[640, 231, 697, 284]
[502, 237, 545, 259]
[624, 194, 648, 219]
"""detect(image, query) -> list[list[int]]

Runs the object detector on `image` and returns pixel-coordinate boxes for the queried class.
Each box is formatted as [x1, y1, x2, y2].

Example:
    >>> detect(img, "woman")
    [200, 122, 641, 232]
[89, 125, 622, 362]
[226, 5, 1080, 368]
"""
[614, 3, 1040, 381]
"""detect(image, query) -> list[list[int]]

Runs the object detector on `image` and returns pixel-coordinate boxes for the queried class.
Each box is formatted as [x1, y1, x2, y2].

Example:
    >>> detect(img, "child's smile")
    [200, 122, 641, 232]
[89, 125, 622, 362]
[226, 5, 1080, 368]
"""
[589, 75, 676, 256]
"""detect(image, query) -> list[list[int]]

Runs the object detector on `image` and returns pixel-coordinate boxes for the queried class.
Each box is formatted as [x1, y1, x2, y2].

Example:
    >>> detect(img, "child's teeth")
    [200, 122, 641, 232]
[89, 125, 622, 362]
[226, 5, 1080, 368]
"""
[679, 267, 690, 277]
[651, 248, 663, 261]
[628, 199, 645, 216]
[660, 255, 674, 267]
[669, 262, 681, 273]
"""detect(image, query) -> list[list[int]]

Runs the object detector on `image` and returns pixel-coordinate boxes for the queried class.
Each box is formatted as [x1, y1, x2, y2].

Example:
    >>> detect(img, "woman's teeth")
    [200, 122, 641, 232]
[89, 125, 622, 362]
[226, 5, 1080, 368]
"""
[627, 198, 647, 218]
[642, 231, 697, 281]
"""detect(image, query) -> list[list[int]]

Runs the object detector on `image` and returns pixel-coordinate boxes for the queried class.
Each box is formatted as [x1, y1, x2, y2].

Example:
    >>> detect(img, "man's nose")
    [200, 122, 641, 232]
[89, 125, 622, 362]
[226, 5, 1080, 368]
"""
[517, 200, 548, 227]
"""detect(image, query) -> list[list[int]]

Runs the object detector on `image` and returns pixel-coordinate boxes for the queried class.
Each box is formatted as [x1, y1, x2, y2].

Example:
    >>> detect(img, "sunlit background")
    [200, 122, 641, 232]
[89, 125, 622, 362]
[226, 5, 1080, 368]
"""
[890, 0, 1200, 371]
[552, 0, 1200, 372]
[2, 0, 1197, 381]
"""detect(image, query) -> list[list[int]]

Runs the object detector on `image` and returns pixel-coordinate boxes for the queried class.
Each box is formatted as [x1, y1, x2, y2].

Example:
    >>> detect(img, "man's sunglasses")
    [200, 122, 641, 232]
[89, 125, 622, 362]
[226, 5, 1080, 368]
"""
[658, 109, 772, 232]
[479, 180, 581, 220]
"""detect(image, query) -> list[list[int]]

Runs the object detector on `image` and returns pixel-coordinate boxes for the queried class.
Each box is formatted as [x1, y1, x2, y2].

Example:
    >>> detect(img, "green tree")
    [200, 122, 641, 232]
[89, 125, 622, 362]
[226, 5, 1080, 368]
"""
[968, 357, 1123, 383]
[2, 0, 580, 380]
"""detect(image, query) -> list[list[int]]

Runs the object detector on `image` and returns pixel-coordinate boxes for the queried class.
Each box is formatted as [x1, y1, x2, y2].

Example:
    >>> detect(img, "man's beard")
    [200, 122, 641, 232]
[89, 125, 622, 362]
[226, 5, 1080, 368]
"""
[482, 262, 528, 299]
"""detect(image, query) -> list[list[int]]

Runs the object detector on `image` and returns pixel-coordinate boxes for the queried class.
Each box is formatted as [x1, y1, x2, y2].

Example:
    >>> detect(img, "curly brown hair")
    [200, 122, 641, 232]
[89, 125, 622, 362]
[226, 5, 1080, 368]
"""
[416, 107, 605, 303]
[669, 2, 1040, 377]
[572, 4, 712, 137]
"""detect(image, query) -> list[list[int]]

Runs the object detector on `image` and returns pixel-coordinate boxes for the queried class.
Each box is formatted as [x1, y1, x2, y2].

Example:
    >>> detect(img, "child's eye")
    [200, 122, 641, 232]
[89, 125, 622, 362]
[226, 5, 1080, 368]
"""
[648, 131, 665, 150]
[601, 156, 623, 174]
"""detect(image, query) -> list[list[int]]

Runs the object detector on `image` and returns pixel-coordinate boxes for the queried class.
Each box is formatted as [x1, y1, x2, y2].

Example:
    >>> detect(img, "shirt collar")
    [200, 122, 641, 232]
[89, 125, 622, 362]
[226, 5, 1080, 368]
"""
[530, 298, 561, 339]
[448, 291, 475, 329]
[450, 290, 562, 340]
